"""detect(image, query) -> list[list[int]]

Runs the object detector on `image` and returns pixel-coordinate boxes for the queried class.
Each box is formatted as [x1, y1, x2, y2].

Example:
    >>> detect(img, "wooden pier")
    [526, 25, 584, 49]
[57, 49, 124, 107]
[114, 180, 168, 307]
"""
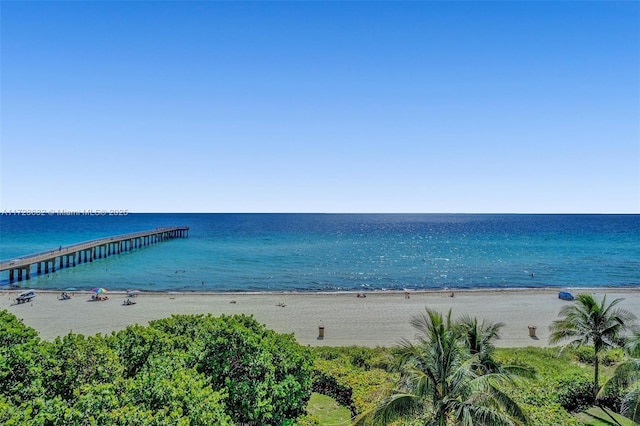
[0, 226, 189, 284]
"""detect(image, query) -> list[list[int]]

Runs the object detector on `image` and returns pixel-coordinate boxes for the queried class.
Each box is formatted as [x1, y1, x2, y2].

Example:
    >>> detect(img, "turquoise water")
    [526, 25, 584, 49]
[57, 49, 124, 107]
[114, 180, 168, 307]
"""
[0, 214, 638, 292]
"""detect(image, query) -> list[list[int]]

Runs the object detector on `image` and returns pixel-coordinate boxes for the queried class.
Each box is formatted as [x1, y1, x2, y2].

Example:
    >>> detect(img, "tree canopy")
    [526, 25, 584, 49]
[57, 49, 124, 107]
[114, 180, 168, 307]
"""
[0, 310, 314, 425]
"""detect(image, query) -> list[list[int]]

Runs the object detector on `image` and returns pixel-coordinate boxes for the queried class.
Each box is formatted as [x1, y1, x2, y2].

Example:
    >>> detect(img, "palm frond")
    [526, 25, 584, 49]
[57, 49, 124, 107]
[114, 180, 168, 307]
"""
[367, 308, 530, 426]
[626, 332, 640, 357]
[353, 392, 425, 426]
[599, 359, 640, 396]
[453, 401, 521, 426]
[621, 384, 640, 423]
[548, 293, 639, 406]
[497, 364, 536, 380]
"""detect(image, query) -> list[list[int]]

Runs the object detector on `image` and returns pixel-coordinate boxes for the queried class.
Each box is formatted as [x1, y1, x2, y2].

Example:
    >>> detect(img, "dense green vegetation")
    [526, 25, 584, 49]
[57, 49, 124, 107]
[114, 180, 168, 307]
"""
[549, 294, 637, 404]
[308, 296, 639, 425]
[309, 345, 638, 425]
[2, 293, 639, 425]
[598, 332, 640, 423]
[0, 310, 313, 425]
[354, 309, 529, 425]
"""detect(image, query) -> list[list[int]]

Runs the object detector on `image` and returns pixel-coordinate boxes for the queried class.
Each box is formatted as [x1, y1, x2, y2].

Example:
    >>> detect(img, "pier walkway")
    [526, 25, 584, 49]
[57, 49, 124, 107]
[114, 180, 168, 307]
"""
[0, 226, 189, 284]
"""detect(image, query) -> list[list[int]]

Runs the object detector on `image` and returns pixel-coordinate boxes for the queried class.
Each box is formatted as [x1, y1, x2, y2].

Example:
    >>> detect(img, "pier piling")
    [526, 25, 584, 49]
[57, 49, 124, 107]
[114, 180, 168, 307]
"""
[1, 226, 189, 284]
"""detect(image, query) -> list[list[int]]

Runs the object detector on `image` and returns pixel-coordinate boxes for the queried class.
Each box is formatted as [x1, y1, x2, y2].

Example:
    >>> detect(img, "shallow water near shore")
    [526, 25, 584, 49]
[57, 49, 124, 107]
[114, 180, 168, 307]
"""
[1, 213, 638, 292]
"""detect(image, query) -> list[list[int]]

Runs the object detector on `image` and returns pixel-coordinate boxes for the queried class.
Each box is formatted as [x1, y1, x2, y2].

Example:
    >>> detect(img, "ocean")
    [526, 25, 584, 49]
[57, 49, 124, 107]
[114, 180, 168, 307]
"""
[0, 214, 638, 292]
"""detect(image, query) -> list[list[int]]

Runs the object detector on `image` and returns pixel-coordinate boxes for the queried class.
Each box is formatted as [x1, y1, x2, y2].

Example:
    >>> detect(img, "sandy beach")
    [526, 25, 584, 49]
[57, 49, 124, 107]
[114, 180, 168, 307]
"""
[3, 288, 639, 348]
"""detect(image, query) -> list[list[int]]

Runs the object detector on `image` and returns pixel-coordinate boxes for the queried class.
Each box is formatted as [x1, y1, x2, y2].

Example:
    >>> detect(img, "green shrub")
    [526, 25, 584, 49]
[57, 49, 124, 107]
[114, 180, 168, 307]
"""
[494, 347, 599, 423]
[312, 359, 354, 413]
[349, 347, 373, 370]
[313, 346, 394, 371]
[521, 402, 582, 426]
[555, 375, 594, 412]
[573, 346, 596, 364]
[311, 352, 394, 417]
[0, 310, 47, 404]
[315, 347, 342, 361]
[44, 333, 123, 402]
[151, 314, 314, 425]
[122, 359, 232, 425]
[597, 382, 625, 413]
[107, 324, 177, 378]
[572, 346, 626, 367]
[601, 348, 626, 366]
[0, 310, 313, 426]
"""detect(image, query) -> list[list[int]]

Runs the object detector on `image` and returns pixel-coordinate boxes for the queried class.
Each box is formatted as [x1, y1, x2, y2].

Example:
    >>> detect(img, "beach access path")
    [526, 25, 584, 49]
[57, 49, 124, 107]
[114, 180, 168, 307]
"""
[4, 288, 640, 348]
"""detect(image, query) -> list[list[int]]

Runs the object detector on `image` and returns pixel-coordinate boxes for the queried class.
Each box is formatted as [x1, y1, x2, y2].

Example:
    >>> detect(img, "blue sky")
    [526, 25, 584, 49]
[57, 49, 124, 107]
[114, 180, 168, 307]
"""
[1, 1, 638, 213]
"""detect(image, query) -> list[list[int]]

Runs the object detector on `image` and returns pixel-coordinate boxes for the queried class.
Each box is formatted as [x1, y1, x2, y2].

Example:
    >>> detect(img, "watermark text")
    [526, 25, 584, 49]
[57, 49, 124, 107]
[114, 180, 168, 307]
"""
[1, 209, 129, 216]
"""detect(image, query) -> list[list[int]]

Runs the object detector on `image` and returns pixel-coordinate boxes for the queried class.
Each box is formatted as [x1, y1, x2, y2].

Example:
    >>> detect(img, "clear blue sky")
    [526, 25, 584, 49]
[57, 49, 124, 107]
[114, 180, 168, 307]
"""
[1, 1, 638, 213]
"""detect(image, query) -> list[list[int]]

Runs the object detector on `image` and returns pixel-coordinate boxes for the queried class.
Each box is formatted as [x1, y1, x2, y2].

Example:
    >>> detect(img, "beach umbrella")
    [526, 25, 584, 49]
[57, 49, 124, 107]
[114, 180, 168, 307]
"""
[91, 287, 108, 294]
[65, 287, 78, 292]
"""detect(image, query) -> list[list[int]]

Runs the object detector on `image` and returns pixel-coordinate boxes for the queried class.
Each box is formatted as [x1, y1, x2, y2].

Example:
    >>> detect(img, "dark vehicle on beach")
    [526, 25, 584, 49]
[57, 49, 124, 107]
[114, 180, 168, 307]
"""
[15, 290, 37, 304]
[558, 291, 574, 301]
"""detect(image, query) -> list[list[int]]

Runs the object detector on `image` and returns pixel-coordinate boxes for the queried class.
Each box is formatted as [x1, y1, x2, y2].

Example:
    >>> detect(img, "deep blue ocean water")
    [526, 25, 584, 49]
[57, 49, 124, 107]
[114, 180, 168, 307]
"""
[0, 214, 638, 292]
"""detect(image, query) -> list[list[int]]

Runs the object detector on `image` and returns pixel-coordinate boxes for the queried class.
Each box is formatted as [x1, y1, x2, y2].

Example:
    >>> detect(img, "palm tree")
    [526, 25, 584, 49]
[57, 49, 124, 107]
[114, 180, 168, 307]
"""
[549, 293, 637, 404]
[626, 331, 640, 357]
[355, 309, 527, 425]
[599, 332, 640, 423]
[456, 315, 505, 374]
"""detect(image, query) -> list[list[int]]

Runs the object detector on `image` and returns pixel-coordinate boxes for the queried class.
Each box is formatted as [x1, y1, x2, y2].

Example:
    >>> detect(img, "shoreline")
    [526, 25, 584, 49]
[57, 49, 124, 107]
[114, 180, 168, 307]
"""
[3, 287, 639, 348]
[3, 285, 639, 296]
